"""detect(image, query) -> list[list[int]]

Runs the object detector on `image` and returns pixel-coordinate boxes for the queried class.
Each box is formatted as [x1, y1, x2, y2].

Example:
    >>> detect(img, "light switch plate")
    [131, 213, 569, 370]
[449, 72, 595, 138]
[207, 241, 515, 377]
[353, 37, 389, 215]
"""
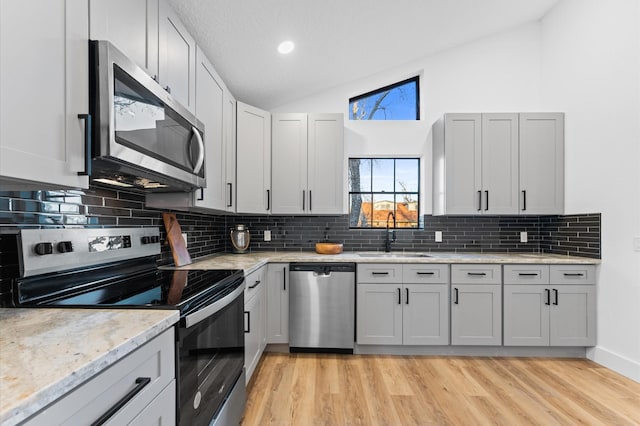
[264, 230, 272, 242]
[182, 233, 188, 248]
[435, 231, 443, 243]
[520, 231, 528, 243]
[634, 237, 640, 252]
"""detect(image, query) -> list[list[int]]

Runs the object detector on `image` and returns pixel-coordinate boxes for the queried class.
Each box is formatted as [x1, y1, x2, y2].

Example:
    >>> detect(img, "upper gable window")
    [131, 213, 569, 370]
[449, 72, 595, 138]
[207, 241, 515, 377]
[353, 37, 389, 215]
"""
[349, 76, 419, 120]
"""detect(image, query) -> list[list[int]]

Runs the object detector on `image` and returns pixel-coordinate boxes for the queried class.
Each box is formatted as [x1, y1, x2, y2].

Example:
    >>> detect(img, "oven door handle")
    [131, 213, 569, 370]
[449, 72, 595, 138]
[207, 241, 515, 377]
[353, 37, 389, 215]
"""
[184, 280, 245, 328]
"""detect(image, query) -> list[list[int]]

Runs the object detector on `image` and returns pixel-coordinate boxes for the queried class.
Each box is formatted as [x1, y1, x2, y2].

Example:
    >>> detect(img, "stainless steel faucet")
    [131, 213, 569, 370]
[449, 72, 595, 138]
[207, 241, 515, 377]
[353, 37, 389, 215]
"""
[384, 211, 396, 252]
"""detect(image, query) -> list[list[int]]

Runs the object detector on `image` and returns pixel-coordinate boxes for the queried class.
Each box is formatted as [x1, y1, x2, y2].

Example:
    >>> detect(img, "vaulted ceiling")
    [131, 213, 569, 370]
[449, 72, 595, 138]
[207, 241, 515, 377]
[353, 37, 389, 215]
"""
[170, 0, 560, 110]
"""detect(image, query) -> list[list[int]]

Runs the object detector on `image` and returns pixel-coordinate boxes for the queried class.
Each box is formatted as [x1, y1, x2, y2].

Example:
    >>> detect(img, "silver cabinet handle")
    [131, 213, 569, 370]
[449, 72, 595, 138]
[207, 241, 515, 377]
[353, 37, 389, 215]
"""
[77, 114, 92, 176]
[191, 127, 205, 174]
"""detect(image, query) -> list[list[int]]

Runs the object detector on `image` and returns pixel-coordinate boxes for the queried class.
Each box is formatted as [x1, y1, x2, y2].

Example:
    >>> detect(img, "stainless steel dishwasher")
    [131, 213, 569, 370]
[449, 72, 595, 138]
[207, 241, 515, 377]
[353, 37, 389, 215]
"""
[289, 263, 355, 353]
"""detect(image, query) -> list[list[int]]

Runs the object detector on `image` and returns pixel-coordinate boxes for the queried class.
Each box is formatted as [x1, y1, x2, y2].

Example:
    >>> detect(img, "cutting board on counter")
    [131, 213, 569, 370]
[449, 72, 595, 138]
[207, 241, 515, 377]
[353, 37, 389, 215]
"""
[162, 212, 192, 266]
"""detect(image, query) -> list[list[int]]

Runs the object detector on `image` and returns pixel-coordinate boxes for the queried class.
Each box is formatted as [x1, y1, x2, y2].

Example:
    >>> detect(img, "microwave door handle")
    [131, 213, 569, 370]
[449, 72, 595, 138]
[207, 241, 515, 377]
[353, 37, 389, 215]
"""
[191, 127, 205, 174]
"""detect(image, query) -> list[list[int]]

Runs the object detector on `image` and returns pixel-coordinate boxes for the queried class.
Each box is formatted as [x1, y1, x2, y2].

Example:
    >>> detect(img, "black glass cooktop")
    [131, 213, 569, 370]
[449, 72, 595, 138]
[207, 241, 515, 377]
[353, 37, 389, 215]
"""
[13, 258, 243, 315]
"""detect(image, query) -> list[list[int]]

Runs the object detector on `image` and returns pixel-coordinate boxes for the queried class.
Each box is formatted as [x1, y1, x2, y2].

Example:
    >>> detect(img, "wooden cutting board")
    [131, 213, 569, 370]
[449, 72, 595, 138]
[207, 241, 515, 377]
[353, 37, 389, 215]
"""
[162, 212, 192, 266]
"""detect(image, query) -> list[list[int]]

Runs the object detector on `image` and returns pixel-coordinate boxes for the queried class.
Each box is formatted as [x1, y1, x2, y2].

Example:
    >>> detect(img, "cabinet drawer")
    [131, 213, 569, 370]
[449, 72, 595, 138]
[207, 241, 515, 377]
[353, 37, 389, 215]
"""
[25, 327, 175, 425]
[357, 264, 403, 283]
[504, 265, 550, 284]
[451, 264, 501, 284]
[550, 265, 596, 285]
[402, 264, 450, 283]
[245, 266, 266, 301]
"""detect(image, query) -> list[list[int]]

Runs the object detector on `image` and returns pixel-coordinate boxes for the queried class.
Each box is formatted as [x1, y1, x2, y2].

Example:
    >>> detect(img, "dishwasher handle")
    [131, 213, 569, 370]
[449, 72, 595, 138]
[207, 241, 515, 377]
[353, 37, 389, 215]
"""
[290, 263, 355, 273]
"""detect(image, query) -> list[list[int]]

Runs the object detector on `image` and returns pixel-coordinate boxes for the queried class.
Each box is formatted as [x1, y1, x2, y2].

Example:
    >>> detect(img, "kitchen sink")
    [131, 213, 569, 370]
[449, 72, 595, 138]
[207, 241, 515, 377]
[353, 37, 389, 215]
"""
[357, 253, 431, 258]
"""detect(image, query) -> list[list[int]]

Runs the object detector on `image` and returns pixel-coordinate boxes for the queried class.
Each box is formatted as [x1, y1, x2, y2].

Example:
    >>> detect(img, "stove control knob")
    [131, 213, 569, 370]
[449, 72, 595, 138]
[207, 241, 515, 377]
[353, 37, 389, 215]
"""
[141, 236, 151, 244]
[34, 242, 53, 255]
[151, 236, 160, 243]
[57, 241, 73, 253]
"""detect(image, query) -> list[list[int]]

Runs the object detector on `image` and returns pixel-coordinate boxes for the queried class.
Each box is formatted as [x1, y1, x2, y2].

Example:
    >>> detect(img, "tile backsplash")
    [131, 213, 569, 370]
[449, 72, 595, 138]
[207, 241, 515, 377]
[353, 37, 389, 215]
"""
[0, 187, 601, 290]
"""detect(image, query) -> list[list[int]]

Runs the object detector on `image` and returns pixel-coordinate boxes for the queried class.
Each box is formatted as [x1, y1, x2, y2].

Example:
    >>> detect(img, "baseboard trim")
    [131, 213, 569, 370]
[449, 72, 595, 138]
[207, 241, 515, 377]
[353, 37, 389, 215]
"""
[355, 345, 587, 358]
[588, 346, 640, 383]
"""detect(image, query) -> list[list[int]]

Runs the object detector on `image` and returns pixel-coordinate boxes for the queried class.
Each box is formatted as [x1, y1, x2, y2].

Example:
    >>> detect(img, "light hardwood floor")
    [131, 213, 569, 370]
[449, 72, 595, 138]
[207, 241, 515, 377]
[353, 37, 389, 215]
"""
[241, 353, 640, 425]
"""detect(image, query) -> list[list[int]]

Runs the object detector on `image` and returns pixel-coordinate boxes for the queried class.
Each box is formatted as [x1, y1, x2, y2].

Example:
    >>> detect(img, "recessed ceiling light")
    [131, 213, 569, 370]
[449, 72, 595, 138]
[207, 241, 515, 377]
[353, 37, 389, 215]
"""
[277, 40, 295, 55]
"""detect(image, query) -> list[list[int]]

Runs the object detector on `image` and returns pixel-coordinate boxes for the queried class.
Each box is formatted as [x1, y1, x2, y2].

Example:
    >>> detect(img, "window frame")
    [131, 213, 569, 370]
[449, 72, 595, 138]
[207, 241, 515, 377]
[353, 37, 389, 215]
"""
[348, 76, 420, 121]
[348, 157, 421, 229]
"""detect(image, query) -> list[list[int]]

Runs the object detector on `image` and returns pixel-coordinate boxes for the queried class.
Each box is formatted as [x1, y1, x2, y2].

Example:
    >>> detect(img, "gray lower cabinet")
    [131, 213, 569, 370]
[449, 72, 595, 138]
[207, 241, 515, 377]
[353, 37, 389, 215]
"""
[266, 263, 289, 344]
[357, 264, 449, 346]
[504, 265, 596, 346]
[450, 265, 502, 345]
[24, 327, 176, 425]
[244, 266, 267, 384]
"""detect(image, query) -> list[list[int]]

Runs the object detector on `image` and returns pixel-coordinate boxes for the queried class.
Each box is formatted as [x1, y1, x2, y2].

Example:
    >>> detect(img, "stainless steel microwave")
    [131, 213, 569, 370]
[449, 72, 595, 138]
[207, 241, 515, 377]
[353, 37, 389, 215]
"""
[89, 40, 205, 191]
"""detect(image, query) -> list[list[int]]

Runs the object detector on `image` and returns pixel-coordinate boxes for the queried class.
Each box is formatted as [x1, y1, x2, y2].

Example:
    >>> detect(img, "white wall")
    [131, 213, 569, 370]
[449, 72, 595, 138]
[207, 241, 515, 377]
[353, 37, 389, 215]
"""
[540, 0, 640, 382]
[272, 23, 543, 214]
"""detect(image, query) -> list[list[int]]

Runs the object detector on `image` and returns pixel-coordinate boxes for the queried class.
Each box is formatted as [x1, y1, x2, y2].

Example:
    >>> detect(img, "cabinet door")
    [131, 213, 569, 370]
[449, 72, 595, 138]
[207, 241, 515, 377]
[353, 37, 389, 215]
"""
[223, 91, 237, 212]
[194, 47, 225, 210]
[451, 284, 502, 345]
[443, 114, 482, 214]
[158, 0, 195, 113]
[503, 285, 550, 346]
[89, 0, 159, 78]
[271, 114, 308, 214]
[481, 113, 519, 214]
[403, 284, 449, 345]
[550, 285, 596, 346]
[266, 264, 289, 344]
[307, 113, 344, 214]
[356, 283, 402, 345]
[519, 113, 564, 214]
[236, 102, 271, 214]
[244, 285, 265, 384]
[0, 0, 89, 190]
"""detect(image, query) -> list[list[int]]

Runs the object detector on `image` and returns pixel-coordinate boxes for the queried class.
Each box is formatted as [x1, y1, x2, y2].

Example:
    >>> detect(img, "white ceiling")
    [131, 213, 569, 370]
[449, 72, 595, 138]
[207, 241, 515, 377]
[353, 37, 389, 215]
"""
[169, 0, 560, 110]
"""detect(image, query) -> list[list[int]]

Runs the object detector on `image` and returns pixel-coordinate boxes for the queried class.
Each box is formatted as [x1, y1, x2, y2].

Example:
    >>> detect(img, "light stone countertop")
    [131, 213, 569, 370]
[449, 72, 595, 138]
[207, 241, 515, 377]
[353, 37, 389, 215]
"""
[173, 251, 600, 274]
[0, 308, 179, 426]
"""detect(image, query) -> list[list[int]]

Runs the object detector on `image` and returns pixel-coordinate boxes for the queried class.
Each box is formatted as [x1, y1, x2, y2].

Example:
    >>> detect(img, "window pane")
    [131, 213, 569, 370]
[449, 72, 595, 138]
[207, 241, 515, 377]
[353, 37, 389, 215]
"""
[395, 194, 419, 228]
[372, 159, 394, 192]
[396, 159, 419, 192]
[349, 77, 419, 121]
[348, 159, 371, 192]
[372, 194, 395, 228]
[349, 193, 371, 227]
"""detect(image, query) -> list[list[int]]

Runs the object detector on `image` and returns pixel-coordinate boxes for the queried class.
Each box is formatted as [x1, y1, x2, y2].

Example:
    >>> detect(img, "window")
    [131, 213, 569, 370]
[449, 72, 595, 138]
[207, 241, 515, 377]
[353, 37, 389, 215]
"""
[349, 77, 419, 120]
[348, 158, 420, 229]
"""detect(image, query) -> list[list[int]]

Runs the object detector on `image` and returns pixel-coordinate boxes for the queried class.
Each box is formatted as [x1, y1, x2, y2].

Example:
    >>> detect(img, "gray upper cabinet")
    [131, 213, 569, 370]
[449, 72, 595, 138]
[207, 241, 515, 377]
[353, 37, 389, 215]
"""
[271, 113, 344, 215]
[236, 102, 271, 214]
[519, 113, 564, 214]
[146, 47, 234, 213]
[223, 91, 237, 212]
[158, 0, 196, 113]
[89, 0, 159, 78]
[433, 112, 564, 215]
[1, 0, 90, 190]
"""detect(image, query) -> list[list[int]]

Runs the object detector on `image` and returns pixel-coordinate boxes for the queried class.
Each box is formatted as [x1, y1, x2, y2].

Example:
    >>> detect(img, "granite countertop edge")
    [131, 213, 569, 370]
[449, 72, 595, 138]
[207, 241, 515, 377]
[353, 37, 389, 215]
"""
[176, 251, 600, 272]
[0, 309, 179, 426]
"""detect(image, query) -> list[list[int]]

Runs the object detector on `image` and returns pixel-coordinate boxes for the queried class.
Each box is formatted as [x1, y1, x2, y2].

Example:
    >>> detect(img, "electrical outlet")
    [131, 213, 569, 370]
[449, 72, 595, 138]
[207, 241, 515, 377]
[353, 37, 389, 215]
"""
[264, 230, 272, 242]
[435, 231, 443, 243]
[520, 231, 528, 243]
[182, 232, 188, 248]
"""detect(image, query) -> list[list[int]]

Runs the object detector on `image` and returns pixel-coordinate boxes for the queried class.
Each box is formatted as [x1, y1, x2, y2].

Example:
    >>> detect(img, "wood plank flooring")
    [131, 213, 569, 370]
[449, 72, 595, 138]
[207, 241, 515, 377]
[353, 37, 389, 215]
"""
[241, 353, 640, 425]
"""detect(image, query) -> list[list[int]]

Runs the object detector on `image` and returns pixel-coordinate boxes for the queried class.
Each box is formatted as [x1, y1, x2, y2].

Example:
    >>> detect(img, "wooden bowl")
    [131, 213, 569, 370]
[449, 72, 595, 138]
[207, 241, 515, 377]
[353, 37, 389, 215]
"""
[315, 242, 343, 254]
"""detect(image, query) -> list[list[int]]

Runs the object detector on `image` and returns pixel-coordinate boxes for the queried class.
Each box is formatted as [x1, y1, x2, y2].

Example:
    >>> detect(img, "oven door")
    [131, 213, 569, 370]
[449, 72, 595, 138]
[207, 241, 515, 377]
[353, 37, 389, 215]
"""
[178, 283, 245, 426]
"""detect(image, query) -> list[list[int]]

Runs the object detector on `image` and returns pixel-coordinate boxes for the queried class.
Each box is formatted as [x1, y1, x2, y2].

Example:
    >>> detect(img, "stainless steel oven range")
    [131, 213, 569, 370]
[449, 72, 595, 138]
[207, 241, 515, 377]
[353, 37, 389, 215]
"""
[6, 228, 245, 426]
